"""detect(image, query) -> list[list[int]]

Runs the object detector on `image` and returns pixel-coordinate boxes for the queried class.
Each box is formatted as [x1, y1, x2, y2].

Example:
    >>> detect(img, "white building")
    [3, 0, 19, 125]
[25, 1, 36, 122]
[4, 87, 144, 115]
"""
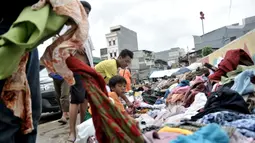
[168, 47, 186, 64]
[100, 25, 138, 60]
[131, 50, 155, 80]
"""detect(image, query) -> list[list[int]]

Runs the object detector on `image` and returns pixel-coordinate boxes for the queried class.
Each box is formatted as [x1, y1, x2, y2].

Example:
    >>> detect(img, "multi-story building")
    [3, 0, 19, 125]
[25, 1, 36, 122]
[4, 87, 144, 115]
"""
[168, 47, 186, 64]
[100, 25, 138, 60]
[155, 50, 172, 61]
[193, 16, 255, 51]
[131, 50, 155, 80]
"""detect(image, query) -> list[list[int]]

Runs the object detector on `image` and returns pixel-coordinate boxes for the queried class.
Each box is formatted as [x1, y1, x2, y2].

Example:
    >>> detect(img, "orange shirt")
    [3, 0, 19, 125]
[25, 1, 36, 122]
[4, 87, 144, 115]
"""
[108, 92, 126, 112]
[88, 92, 125, 114]
[119, 69, 131, 91]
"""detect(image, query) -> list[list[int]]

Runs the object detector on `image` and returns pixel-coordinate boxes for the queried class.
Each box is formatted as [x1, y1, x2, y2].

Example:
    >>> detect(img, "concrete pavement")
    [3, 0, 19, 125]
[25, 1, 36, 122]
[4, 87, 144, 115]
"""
[37, 120, 69, 143]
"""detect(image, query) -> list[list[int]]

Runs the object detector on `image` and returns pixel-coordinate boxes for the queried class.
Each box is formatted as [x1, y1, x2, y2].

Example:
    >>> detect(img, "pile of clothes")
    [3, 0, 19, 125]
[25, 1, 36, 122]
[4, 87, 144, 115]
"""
[130, 49, 255, 143]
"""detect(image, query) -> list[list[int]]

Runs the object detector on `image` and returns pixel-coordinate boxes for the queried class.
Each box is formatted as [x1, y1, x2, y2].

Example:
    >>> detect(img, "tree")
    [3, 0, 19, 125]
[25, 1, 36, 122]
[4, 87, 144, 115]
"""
[202, 46, 213, 57]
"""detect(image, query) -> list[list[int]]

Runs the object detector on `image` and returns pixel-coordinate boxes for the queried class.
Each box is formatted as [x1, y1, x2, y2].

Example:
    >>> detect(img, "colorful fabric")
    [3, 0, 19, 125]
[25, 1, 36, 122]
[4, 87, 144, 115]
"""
[66, 56, 144, 143]
[170, 123, 229, 143]
[198, 111, 255, 138]
[231, 69, 255, 95]
[0, 4, 67, 80]
[0, 4, 67, 134]
[49, 73, 63, 80]
[95, 59, 118, 84]
[209, 49, 254, 81]
[158, 127, 193, 135]
[1, 53, 33, 134]
[143, 131, 180, 143]
[39, 0, 89, 86]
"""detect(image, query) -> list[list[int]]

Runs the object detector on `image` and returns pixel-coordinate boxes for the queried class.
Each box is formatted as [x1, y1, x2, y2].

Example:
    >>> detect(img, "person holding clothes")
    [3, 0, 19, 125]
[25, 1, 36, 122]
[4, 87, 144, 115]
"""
[68, 1, 94, 142]
[108, 75, 133, 112]
[119, 67, 132, 92]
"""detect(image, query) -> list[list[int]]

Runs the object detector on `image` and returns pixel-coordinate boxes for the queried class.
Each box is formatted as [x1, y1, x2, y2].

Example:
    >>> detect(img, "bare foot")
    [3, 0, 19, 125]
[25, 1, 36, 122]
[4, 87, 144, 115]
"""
[58, 117, 67, 125]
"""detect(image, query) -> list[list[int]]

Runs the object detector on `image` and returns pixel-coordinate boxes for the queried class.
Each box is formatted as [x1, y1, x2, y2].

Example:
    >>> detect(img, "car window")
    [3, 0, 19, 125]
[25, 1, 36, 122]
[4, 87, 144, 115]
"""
[40, 68, 48, 77]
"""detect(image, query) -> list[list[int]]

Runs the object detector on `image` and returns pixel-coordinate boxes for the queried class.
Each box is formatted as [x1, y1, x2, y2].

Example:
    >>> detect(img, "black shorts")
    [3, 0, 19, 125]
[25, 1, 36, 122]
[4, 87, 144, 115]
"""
[70, 73, 87, 104]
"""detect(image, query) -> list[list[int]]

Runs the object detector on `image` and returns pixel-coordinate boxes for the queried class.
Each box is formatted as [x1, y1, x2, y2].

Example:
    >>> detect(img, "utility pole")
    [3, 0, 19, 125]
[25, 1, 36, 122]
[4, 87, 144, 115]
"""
[200, 11, 205, 35]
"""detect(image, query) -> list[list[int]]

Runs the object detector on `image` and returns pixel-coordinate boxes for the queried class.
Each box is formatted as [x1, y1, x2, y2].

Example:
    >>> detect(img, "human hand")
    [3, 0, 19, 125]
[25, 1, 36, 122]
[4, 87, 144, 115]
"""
[127, 102, 133, 108]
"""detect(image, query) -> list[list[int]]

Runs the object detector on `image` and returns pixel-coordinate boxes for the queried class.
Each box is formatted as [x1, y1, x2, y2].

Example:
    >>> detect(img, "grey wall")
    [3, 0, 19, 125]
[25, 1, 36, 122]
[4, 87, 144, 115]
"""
[194, 16, 255, 50]
[117, 26, 138, 52]
[155, 50, 170, 61]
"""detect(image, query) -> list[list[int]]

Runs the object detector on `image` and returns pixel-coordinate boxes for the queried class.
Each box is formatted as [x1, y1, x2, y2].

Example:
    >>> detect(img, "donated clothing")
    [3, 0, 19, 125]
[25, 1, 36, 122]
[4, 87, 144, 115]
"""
[108, 92, 125, 112]
[95, 59, 118, 84]
[198, 111, 255, 138]
[158, 127, 193, 135]
[59, 26, 94, 67]
[231, 69, 255, 95]
[170, 123, 229, 143]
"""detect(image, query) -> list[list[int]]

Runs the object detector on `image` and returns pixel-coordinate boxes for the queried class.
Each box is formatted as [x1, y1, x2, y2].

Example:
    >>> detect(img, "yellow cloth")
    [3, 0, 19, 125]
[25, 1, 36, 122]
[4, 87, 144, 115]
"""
[95, 59, 118, 84]
[158, 127, 193, 135]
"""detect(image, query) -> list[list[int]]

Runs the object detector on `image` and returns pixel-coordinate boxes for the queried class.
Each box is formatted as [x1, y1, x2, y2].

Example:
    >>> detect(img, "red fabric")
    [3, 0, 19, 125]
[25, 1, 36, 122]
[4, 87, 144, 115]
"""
[66, 56, 144, 143]
[209, 49, 254, 81]
[66, 57, 108, 95]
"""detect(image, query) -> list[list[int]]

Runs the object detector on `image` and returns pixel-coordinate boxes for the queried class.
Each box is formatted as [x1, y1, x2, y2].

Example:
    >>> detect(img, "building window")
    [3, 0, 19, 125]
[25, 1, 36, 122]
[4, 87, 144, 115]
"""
[110, 53, 113, 58]
[139, 57, 144, 62]
[230, 36, 236, 41]
[113, 40, 116, 45]
[114, 52, 117, 57]
[109, 41, 111, 46]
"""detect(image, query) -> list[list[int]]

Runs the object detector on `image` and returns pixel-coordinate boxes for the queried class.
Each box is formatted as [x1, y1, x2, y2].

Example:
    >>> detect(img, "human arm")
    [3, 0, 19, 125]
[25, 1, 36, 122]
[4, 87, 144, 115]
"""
[119, 94, 133, 107]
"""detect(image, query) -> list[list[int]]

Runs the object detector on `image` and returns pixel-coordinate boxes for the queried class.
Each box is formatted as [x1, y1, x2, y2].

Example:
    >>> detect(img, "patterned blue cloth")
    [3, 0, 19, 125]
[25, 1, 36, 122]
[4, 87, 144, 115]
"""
[198, 111, 255, 138]
[170, 123, 229, 143]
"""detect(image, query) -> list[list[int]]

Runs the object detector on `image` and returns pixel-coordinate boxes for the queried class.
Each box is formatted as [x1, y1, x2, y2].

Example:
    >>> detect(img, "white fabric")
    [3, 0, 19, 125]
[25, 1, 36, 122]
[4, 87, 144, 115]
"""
[136, 114, 155, 130]
[84, 36, 95, 67]
[139, 102, 166, 109]
[215, 57, 224, 68]
[106, 85, 111, 92]
[163, 93, 207, 125]
[75, 118, 95, 143]
[187, 63, 202, 71]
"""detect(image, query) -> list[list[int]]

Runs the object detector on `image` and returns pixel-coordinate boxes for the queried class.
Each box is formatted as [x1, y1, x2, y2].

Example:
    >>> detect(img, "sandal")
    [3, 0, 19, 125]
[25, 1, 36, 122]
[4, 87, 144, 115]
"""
[58, 117, 67, 124]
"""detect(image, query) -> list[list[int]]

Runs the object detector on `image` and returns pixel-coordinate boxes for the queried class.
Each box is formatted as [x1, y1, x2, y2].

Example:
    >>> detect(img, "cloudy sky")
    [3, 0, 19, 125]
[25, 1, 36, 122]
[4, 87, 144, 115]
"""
[38, 0, 255, 58]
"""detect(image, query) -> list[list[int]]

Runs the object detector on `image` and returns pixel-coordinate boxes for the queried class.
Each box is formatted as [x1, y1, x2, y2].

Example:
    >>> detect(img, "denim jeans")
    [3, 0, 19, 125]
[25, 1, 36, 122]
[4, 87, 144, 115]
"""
[0, 48, 41, 143]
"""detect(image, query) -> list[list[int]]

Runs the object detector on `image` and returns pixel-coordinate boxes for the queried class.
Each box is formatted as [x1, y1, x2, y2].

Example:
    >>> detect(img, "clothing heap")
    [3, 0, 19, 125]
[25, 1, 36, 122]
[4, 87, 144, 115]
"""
[127, 49, 255, 143]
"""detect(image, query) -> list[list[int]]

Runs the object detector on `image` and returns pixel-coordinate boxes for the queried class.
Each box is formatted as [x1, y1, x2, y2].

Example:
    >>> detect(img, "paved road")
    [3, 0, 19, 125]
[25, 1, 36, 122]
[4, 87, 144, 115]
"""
[37, 112, 82, 143]
[37, 112, 69, 143]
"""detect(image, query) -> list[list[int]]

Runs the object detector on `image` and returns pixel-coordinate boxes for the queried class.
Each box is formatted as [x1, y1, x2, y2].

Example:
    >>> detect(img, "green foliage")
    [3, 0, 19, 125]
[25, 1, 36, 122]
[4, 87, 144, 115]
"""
[202, 47, 213, 57]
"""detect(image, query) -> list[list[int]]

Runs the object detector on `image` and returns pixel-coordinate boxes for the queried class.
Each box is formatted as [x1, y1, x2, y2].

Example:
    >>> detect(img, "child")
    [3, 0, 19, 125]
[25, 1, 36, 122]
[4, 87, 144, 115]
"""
[108, 75, 133, 112]
[88, 75, 133, 115]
